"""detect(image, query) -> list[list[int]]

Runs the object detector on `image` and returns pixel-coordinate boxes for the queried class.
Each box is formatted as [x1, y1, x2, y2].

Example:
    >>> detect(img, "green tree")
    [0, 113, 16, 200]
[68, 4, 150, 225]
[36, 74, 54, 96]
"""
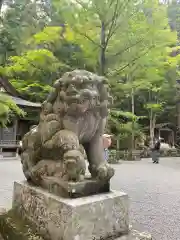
[1, 48, 68, 102]
[129, 45, 179, 145]
[109, 13, 178, 146]
[109, 110, 145, 150]
[0, 25, 97, 102]
[167, 0, 180, 40]
[0, 93, 24, 126]
[0, 0, 49, 65]
[0, 0, 178, 150]
[53, 0, 172, 77]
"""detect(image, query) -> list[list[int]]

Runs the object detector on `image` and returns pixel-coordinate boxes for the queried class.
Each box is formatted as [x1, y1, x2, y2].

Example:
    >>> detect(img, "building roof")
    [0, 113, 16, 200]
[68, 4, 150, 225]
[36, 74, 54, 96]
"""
[0, 76, 41, 108]
[0, 77, 20, 97]
[11, 96, 41, 108]
[144, 122, 176, 130]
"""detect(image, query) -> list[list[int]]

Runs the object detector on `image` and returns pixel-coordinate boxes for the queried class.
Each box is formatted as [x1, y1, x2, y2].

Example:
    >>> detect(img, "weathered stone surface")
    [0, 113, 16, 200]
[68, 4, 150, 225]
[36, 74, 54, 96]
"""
[116, 230, 152, 240]
[12, 181, 129, 240]
[40, 176, 110, 198]
[21, 70, 114, 187]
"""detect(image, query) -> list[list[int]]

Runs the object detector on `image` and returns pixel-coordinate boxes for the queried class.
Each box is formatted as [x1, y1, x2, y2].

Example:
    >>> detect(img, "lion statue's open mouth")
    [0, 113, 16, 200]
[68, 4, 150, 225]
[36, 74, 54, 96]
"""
[21, 70, 114, 185]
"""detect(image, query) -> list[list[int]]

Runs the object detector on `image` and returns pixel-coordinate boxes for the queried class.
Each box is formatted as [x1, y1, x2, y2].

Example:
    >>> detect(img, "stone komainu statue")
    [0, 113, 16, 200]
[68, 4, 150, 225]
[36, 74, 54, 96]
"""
[21, 70, 114, 185]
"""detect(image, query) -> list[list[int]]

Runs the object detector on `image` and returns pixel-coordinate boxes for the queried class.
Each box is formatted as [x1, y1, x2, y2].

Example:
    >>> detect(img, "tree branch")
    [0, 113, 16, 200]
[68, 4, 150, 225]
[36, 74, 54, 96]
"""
[105, 2, 137, 46]
[105, 0, 129, 27]
[112, 45, 154, 75]
[74, 0, 88, 10]
[110, 38, 146, 59]
[105, 0, 131, 46]
[105, 0, 119, 47]
[108, 0, 116, 9]
[93, 2, 104, 22]
[111, 10, 136, 35]
[0, 0, 4, 13]
[72, 25, 102, 48]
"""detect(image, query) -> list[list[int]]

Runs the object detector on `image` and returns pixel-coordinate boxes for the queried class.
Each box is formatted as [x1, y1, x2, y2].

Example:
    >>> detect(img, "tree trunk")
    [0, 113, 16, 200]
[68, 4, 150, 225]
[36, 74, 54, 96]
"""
[150, 110, 156, 147]
[99, 21, 106, 75]
[177, 101, 180, 129]
[0, 0, 3, 12]
[131, 88, 135, 150]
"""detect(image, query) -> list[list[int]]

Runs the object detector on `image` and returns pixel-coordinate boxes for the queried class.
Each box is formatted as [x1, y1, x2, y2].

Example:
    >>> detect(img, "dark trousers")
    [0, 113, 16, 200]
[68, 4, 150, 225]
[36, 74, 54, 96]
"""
[151, 150, 160, 163]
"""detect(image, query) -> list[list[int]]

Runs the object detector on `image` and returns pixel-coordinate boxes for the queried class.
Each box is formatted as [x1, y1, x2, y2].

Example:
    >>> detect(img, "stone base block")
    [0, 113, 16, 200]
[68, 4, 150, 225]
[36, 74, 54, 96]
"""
[12, 181, 129, 240]
[40, 176, 110, 198]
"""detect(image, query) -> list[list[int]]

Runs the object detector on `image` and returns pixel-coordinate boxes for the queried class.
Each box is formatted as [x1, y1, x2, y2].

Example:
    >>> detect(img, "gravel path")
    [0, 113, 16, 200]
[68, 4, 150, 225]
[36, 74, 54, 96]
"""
[0, 158, 24, 208]
[1, 157, 180, 239]
[111, 157, 180, 240]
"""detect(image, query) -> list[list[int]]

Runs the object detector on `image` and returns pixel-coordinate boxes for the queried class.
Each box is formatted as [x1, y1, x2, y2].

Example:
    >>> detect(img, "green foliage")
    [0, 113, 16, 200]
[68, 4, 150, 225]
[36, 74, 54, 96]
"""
[145, 103, 163, 113]
[1, 48, 68, 101]
[0, 22, 101, 102]
[54, 0, 171, 75]
[109, 109, 145, 149]
[168, 0, 180, 40]
[27, 27, 63, 50]
[0, 0, 48, 65]
[0, 93, 25, 126]
[0, 0, 179, 148]
[6, 49, 61, 77]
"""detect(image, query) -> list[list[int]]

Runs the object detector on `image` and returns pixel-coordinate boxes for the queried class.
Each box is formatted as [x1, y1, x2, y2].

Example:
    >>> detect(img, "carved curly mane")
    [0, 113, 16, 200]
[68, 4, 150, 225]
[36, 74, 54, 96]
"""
[43, 70, 110, 116]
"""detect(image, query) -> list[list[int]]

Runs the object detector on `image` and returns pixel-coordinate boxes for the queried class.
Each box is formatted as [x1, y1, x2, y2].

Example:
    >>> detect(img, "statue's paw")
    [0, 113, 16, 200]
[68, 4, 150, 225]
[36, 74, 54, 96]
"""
[97, 164, 114, 181]
[78, 174, 85, 182]
[62, 174, 69, 181]
[106, 165, 115, 179]
[97, 166, 107, 180]
[30, 168, 41, 183]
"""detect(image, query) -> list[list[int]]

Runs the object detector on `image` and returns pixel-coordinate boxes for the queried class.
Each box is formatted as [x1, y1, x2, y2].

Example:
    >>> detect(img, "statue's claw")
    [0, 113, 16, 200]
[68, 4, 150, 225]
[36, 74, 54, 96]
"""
[97, 164, 114, 180]
[89, 163, 114, 181]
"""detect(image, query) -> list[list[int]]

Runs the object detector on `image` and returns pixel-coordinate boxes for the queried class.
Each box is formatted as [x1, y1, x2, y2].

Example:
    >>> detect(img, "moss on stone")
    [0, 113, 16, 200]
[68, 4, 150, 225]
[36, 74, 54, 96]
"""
[0, 210, 44, 240]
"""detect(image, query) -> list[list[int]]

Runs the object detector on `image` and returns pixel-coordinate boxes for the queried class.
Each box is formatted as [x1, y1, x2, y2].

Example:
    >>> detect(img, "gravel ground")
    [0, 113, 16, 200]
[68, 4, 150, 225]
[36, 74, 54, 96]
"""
[0, 158, 24, 208]
[111, 157, 180, 240]
[1, 157, 180, 240]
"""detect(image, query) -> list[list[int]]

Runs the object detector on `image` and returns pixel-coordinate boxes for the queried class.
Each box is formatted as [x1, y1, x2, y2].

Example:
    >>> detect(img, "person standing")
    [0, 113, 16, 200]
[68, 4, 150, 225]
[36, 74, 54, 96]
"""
[103, 134, 112, 161]
[151, 139, 161, 164]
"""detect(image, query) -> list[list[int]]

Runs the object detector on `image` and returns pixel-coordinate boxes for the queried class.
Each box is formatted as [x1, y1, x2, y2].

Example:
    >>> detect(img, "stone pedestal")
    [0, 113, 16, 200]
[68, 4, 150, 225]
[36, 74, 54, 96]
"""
[0, 181, 152, 240]
[12, 181, 129, 240]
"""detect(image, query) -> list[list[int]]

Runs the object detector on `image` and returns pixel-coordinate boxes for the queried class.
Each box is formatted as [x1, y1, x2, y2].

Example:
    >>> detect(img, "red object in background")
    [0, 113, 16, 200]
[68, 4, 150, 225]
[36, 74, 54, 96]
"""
[103, 134, 112, 149]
